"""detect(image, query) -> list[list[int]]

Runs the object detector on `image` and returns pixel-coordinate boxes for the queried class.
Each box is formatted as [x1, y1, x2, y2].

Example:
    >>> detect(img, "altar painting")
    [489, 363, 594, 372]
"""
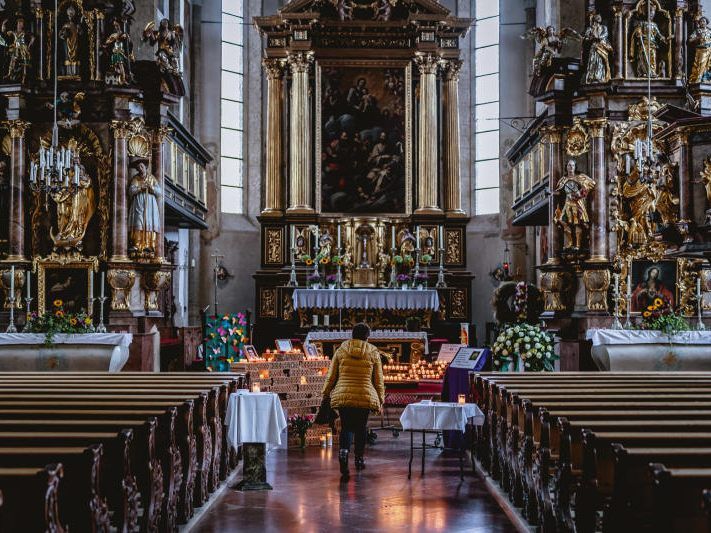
[629, 260, 677, 313]
[318, 63, 410, 214]
[38, 264, 93, 315]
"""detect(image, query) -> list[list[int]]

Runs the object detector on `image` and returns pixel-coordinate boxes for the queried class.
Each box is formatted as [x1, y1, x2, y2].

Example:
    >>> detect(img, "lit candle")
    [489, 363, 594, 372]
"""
[100, 272, 105, 299]
[327, 431, 333, 447]
[25, 270, 30, 299]
[300, 376, 307, 385]
[320, 435, 327, 447]
[89, 270, 94, 301]
[9, 265, 14, 299]
[252, 382, 261, 393]
[458, 394, 466, 404]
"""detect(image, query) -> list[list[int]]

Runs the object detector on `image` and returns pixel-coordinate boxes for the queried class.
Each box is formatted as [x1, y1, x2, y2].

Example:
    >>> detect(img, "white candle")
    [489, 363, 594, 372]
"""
[291, 225, 295, 250]
[613, 272, 619, 296]
[100, 272, 105, 299]
[627, 271, 632, 297]
[252, 382, 261, 393]
[9, 265, 14, 298]
[416, 226, 420, 249]
[698, 276, 702, 297]
[337, 225, 341, 250]
[312, 314, 318, 326]
[89, 270, 94, 300]
[439, 225, 444, 247]
[25, 270, 30, 299]
[391, 226, 396, 249]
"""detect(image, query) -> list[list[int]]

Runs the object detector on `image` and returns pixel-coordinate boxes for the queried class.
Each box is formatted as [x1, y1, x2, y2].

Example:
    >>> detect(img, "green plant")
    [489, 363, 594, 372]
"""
[640, 297, 689, 336]
[492, 323, 557, 372]
[24, 299, 93, 346]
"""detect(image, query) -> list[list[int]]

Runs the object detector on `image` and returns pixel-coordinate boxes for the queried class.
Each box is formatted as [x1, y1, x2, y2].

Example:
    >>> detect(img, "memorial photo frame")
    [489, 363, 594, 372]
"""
[275, 338, 293, 352]
[243, 344, 260, 361]
[304, 343, 319, 358]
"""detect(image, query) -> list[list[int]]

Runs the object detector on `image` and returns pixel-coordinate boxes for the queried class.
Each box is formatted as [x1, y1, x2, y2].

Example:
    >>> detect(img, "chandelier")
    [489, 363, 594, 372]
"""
[29, 0, 81, 198]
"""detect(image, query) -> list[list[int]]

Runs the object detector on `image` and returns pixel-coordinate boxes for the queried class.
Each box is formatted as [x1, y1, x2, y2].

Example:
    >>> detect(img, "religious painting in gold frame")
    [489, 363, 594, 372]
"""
[35, 257, 99, 315]
[628, 259, 677, 314]
[315, 60, 412, 215]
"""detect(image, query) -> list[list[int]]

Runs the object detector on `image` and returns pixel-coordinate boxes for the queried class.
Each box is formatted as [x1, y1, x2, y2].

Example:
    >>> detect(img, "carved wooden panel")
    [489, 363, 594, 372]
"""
[259, 287, 277, 318]
[444, 228, 464, 266]
[263, 227, 284, 265]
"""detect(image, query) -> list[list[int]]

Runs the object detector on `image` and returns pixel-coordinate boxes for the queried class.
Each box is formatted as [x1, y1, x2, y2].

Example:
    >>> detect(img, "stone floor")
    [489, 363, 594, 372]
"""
[191, 432, 519, 533]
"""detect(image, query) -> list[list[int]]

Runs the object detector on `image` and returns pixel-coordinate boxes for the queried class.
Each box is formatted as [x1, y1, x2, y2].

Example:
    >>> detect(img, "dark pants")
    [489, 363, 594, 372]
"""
[338, 407, 370, 456]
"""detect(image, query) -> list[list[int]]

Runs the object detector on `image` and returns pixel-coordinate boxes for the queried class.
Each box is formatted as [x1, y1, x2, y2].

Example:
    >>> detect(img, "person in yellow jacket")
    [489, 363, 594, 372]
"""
[322, 322, 384, 478]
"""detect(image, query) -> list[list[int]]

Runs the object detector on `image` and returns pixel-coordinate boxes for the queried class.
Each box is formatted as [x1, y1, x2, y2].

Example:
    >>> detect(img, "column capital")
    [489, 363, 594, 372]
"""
[287, 51, 314, 74]
[583, 118, 607, 138]
[414, 52, 439, 75]
[263, 58, 287, 80]
[152, 125, 172, 143]
[111, 117, 145, 140]
[440, 59, 463, 81]
[2, 120, 29, 139]
[669, 130, 689, 147]
[540, 125, 565, 144]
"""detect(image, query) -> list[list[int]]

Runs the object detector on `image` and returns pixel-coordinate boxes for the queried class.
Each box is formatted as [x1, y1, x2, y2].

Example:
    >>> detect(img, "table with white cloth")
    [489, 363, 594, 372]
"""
[291, 288, 440, 329]
[0, 332, 132, 372]
[225, 391, 287, 490]
[586, 329, 711, 371]
[399, 401, 485, 479]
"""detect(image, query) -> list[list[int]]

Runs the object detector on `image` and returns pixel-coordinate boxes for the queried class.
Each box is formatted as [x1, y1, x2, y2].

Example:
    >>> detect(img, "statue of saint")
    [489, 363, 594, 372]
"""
[629, 3, 666, 78]
[142, 19, 183, 76]
[621, 165, 655, 246]
[50, 164, 95, 250]
[1, 17, 34, 84]
[553, 159, 595, 251]
[653, 164, 679, 226]
[128, 159, 162, 257]
[318, 230, 333, 258]
[521, 26, 578, 76]
[58, 5, 82, 78]
[689, 15, 711, 83]
[582, 14, 612, 84]
[103, 18, 133, 85]
[398, 228, 416, 256]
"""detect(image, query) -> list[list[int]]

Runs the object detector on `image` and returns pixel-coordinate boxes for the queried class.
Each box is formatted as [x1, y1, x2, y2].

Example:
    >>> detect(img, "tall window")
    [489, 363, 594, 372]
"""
[220, 0, 244, 214]
[473, 0, 500, 215]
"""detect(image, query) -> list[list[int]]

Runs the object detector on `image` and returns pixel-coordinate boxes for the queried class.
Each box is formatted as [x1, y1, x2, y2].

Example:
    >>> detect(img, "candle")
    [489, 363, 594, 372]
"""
[312, 314, 318, 326]
[25, 270, 30, 299]
[416, 226, 420, 249]
[627, 271, 632, 297]
[89, 270, 94, 300]
[324, 314, 330, 326]
[439, 225, 444, 248]
[9, 265, 14, 299]
[252, 382, 261, 393]
[698, 276, 702, 297]
[337, 224, 341, 250]
[327, 431, 333, 447]
[458, 394, 466, 404]
[300, 376, 307, 385]
[100, 272, 105, 299]
[613, 272, 620, 296]
[291, 225, 295, 250]
[391, 226, 396, 249]
[320, 435, 327, 447]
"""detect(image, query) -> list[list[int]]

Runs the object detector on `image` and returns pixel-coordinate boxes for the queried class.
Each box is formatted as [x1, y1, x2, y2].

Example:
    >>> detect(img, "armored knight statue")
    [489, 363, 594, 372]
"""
[629, 2, 666, 78]
[103, 18, 134, 85]
[128, 159, 162, 258]
[553, 159, 595, 251]
[689, 15, 711, 83]
[582, 13, 612, 84]
[142, 19, 183, 77]
[1, 16, 34, 84]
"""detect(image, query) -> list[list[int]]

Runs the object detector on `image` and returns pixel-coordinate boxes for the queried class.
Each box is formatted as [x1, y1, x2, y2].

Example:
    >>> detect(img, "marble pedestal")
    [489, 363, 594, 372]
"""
[231, 443, 272, 491]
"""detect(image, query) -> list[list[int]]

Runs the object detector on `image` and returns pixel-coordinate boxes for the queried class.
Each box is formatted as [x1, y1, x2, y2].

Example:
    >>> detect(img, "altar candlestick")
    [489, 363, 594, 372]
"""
[9, 265, 14, 297]
[290, 225, 295, 249]
[26, 270, 30, 299]
[626, 271, 632, 297]
[89, 270, 94, 301]
[613, 273, 619, 295]
[100, 272, 105, 299]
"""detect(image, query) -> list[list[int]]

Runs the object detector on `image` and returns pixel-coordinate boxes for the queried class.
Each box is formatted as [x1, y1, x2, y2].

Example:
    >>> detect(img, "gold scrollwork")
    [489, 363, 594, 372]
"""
[565, 118, 590, 156]
[34, 255, 99, 315]
[265, 228, 283, 264]
[107, 268, 135, 311]
[140, 270, 171, 312]
[583, 268, 611, 312]
[260, 287, 277, 318]
[540, 269, 573, 312]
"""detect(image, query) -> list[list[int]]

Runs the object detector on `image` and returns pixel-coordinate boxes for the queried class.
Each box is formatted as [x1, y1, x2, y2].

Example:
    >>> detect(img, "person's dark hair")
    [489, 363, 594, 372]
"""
[352, 322, 370, 341]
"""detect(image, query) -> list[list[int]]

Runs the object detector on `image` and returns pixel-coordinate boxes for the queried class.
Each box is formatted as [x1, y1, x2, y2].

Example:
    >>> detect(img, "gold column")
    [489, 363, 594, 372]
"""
[286, 51, 314, 214]
[262, 58, 286, 216]
[442, 59, 465, 217]
[415, 53, 442, 215]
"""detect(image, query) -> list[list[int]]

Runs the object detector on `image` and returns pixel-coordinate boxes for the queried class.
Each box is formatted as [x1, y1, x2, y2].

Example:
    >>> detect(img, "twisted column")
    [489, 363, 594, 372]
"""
[262, 58, 286, 216]
[442, 59, 465, 217]
[415, 53, 441, 214]
[286, 52, 314, 214]
[585, 119, 608, 262]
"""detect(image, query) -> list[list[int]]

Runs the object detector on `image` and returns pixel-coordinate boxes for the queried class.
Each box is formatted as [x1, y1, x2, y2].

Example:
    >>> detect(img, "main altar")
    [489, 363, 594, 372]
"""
[252, 0, 474, 343]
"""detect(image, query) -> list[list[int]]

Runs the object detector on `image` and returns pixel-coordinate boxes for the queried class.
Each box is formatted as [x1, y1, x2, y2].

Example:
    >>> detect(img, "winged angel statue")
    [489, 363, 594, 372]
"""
[522, 25, 580, 76]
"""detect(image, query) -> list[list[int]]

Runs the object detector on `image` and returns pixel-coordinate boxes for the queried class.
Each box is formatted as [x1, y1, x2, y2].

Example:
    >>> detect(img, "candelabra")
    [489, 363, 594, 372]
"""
[413, 248, 421, 279]
[287, 247, 298, 288]
[611, 291, 623, 330]
[388, 246, 398, 288]
[624, 292, 632, 329]
[24, 295, 33, 330]
[435, 247, 447, 289]
[87, 296, 96, 332]
[95, 296, 108, 333]
[335, 246, 344, 289]
[5, 296, 17, 333]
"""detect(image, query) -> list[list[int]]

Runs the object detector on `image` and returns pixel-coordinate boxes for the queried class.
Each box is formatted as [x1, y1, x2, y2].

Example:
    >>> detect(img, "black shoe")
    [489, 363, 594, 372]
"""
[355, 456, 365, 470]
[339, 450, 350, 477]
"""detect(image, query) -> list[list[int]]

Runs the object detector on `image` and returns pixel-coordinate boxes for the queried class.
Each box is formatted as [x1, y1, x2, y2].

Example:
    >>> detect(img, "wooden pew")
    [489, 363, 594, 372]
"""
[0, 464, 67, 532]
[650, 465, 711, 533]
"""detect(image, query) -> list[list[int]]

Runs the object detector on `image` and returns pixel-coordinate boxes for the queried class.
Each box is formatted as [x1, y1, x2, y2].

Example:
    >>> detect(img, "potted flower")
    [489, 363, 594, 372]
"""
[414, 272, 428, 290]
[325, 274, 337, 289]
[307, 272, 321, 289]
[396, 273, 411, 289]
[640, 297, 689, 339]
[289, 413, 315, 449]
[25, 299, 94, 346]
[492, 323, 558, 372]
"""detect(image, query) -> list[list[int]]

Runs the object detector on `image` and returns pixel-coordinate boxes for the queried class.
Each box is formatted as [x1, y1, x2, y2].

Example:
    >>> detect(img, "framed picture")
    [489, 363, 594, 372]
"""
[275, 339, 293, 352]
[629, 259, 677, 313]
[304, 343, 319, 358]
[316, 60, 412, 215]
[36, 259, 98, 315]
[242, 345, 260, 361]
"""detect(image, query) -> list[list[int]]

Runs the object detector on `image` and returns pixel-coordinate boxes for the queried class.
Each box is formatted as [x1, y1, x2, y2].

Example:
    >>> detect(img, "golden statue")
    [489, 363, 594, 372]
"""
[521, 26, 579, 76]
[621, 166, 655, 245]
[582, 14, 612, 84]
[629, 3, 667, 78]
[142, 19, 183, 76]
[128, 159, 162, 257]
[59, 4, 82, 77]
[50, 164, 95, 250]
[689, 15, 711, 83]
[701, 156, 711, 205]
[1, 17, 34, 84]
[103, 18, 133, 85]
[553, 159, 595, 251]
[653, 164, 679, 226]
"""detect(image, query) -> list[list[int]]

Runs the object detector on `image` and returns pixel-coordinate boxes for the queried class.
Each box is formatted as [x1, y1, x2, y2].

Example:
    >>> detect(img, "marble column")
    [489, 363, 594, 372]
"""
[585, 119, 608, 262]
[152, 125, 170, 262]
[6, 120, 29, 261]
[262, 58, 286, 217]
[415, 53, 441, 215]
[34, 8, 45, 81]
[673, 131, 691, 222]
[543, 126, 564, 264]
[286, 51, 314, 214]
[674, 7, 685, 80]
[91, 10, 105, 81]
[612, 5, 624, 79]
[442, 59, 465, 217]
[110, 120, 130, 262]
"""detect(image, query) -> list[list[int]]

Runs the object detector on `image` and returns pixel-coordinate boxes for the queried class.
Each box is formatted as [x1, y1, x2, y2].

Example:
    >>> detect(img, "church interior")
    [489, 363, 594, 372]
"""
[5, 0, 711, 531]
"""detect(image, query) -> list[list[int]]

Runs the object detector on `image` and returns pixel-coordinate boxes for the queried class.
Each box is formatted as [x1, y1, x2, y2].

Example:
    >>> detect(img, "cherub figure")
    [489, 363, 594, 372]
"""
[142, 18, 183, 76]
[372, 0, 394, 21]
[522, 25, 579, 76]
[331, 0, 353, 21]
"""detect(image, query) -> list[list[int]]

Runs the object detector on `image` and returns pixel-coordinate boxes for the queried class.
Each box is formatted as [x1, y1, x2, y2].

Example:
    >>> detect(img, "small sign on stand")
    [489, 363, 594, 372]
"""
[436, 343, 465, 363]
[449, 347, 486, 370]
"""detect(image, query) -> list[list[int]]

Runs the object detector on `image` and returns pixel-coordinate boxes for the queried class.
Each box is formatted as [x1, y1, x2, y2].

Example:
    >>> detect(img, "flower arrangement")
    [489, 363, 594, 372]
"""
[325, 274, 337, 285]
[331, 255, 345, 266]
[421, 254, 433, 265]
[414, 272, 428, 286]
[317, 252, 330, 265]
[289, 413, 315, 448]
[640, 297, 689, 336]
[307, 273, 321, 287]
[25, 299, 93, 345]
[492, 323, 557, 372]
[301, 254, 314, 266]
[204, 312, 249, 371]
[396, 273, 411, 285]
[391, 255, 404, 266]
[513, 282, 529, 322]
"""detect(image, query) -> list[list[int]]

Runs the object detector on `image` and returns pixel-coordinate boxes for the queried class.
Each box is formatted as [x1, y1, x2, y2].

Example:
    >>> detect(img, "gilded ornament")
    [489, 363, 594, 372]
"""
[287, 51, 314, 74]
[628, 95, 662, 121]
[553, 159, 595, 252]
[450, 289, 466, 319]
[50, 162, 96, 252]
[265, 228, 282, 264]
[2, 120, 29, 139]
[262, 58, 286, 80]
[260, 287, 277, 318]
[583, 269, 611, 312]
[142, 19, 184, 77]
[2, 16, 35, 84]
[140, 270, 170, 312]
[445, 229, 462, 265]
[629, 2, 668, 78]
[413, 52, 439, 75]
[282, 292, 294, 321]
[565, 118, 590, 156]
[521, 26, 578, 76]
[700, 156, 711, 207]
[441, 59, 462, 82]
[103, 18, 135, 85]
[581, 13, 612, 84]
[540, 270, 572, 312]
[58, 3, 83, 79]
[107, 268, 136, 310]
[0, 268, 25, 309]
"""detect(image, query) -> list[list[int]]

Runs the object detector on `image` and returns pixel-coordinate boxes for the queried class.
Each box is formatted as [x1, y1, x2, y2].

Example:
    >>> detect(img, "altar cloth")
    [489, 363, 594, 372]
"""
[305, 329, 429, 353]
[292, 288, 439, 311]
[399, 401, 484, 432]
[225, 391, 288, 448]
[587, 329, 711, 345]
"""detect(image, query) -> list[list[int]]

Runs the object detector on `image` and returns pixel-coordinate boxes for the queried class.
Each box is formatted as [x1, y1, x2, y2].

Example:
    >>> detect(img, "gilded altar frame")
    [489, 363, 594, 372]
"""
[314, 59, 413, 216]
[34, 256, 99, 315]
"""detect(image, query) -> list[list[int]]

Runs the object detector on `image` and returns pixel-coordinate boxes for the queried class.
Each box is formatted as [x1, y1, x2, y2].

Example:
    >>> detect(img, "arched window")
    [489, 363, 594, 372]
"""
[220, 0, 245, 214]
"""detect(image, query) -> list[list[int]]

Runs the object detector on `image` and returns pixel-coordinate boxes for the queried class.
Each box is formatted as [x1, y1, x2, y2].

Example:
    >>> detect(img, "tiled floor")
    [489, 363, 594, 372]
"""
[191, 433, 519, 533]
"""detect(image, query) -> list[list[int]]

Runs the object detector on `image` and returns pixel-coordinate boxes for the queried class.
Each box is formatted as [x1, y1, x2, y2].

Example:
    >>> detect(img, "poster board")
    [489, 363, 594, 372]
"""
[449, 347, 486, 370]
[436, 343, 465, 363]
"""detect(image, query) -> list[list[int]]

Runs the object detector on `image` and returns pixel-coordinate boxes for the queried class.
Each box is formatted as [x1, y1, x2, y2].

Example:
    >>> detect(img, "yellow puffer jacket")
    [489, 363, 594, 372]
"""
[322, 339, 385, 410]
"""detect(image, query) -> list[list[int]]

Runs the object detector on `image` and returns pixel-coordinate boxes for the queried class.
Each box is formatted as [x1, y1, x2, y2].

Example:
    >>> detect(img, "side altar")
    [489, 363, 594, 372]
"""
[252, 0, 474, 344]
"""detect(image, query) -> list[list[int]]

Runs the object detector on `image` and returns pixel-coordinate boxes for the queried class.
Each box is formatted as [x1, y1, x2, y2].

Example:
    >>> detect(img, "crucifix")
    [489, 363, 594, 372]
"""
[211, 251, 224, 316]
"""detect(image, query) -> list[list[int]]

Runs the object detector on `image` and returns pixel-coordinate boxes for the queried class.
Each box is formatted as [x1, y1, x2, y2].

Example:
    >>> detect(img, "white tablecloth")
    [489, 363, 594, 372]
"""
[292, 288, 440, 311]
[225, 392, 287, 448]
[0, 333, 133, 346]
[399, 401, 485, 432]
[586, 329, 711, 346]
[305, 330, 429, 354]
